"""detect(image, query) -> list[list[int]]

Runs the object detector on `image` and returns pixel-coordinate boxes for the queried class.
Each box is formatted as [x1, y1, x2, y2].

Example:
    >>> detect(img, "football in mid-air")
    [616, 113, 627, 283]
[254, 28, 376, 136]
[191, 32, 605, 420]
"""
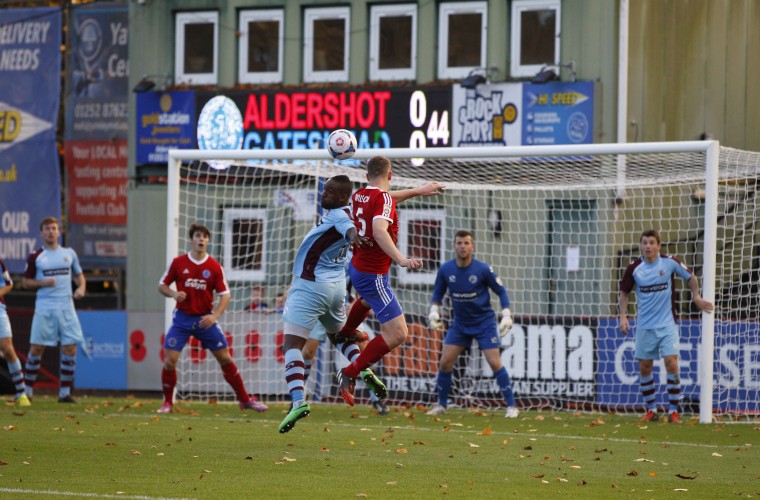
[327, 129, 357, 160]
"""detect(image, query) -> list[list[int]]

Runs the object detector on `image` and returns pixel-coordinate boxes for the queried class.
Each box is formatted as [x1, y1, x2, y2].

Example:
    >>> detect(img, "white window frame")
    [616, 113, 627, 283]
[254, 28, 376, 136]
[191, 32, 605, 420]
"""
[223, 208, 268, 282]
[175, 11, 219, 85]
[437, 1, 487, 80]
[238, 9, 284, 84]
[369, 3, 417, 81]
[510, 0, 561, 78]
[303, 6, 350, 83]
[398, 209, 446, 285]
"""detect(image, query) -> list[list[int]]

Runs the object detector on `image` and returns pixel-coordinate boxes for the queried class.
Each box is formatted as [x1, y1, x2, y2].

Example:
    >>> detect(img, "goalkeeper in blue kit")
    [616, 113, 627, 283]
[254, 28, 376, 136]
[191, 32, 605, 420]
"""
[426, 230, 519, 418]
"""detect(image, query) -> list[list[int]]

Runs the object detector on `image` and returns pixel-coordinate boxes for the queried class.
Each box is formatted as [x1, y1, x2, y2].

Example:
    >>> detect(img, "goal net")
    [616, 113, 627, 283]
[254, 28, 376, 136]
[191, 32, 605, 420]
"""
[166, 142, 760, 423]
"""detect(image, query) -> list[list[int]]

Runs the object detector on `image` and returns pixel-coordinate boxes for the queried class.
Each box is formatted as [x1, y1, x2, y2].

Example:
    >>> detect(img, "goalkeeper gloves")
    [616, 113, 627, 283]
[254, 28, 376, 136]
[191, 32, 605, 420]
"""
[499, 308, 513, 337]
[428, 305, 443, 330]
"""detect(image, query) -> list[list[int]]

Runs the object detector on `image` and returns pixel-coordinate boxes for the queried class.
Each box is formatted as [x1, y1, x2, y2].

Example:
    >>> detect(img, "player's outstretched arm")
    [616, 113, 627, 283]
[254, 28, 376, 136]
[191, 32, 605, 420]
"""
[390, 182, 445, 203]
[687, 275, 715, 313]
[372, 218, 422, 270]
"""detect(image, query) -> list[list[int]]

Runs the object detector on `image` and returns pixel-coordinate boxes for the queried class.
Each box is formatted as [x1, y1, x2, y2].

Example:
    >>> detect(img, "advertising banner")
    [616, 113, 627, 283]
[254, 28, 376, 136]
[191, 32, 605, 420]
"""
[451, 81, 595, 148]
[66, 3, 128, 268]
[65, 2, 128, 140]
[135, 91, 195, 164]
[522, 81, 595, 145]
[76, 311, 127, 390]
[64, 140, 128, 263]
[597, 318, 760, 413]
[451, 83, 523, 147]
[0, 7, 62, 273]
[194, 87, 452, 155]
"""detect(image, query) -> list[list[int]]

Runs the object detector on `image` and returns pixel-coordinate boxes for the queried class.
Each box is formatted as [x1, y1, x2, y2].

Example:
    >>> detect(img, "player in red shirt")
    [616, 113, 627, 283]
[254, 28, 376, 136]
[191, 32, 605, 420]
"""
[157, 223, 267, 414]
[336, 156, 444, 404]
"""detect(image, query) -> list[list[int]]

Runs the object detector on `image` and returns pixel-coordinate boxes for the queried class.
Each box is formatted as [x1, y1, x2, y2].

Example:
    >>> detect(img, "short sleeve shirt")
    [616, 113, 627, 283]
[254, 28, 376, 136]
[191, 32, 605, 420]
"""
[159, 253, 230, 316]
[350, 186, 397, 274]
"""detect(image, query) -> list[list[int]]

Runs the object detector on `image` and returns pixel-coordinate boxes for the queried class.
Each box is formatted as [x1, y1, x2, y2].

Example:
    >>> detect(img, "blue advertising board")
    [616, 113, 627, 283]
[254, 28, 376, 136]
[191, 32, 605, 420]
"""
[597, 318, 759, 413]
[76, 311, 127, 390]
[135, 91, 195, 164]
[522, 81, 595, 145]
[0, 7, 62, 273]
[65, 2, 129, 140]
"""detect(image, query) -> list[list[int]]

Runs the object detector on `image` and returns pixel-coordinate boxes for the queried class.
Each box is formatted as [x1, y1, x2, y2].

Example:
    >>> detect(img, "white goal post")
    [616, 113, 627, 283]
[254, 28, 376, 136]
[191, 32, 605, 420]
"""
[165, 141, 760, 424]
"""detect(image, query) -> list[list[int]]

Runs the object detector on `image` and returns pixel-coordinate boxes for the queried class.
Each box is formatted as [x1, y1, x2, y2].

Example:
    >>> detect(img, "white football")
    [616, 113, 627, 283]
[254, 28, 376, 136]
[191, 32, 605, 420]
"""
[327, 129, 357, 160]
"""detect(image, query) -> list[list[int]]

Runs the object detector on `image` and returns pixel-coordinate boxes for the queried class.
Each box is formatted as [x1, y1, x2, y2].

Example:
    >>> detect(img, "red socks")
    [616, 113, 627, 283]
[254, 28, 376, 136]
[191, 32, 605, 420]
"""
[161, 368, 177, 404]
[343, 335, 391, 378]
[340, 300, 371, 335]
[222, 362, 250, 403]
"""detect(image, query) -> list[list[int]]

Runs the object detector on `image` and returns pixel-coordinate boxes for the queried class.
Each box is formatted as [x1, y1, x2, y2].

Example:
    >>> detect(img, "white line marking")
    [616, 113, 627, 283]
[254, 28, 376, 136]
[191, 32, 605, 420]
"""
[0, 488, 195, 500]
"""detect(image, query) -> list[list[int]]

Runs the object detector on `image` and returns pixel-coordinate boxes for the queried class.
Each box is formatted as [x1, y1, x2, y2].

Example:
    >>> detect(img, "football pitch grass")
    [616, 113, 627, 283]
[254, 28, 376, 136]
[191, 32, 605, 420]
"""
[1, 396, 757, 499]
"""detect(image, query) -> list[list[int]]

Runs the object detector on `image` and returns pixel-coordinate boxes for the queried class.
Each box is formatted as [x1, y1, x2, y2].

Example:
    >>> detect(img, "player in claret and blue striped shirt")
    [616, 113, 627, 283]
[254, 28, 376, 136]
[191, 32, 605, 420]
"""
[619, 228, 714, 424]
[23, 217, 86, 403]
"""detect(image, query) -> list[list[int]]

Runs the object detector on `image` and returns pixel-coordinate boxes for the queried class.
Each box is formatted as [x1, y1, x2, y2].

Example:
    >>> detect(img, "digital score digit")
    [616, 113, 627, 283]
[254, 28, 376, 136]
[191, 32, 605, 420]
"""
[409, 90, 450, 166]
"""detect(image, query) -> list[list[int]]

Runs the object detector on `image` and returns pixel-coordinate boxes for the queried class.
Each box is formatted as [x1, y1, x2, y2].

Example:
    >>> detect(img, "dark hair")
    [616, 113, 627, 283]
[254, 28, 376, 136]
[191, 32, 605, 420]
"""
[189, 223, 211, 239]
[40, 216, 59, 231]
[329, 175, 353, 197]
[367, 156, 391, 179]
[455, 230, 474, 240]
[640, 228, 661, 244]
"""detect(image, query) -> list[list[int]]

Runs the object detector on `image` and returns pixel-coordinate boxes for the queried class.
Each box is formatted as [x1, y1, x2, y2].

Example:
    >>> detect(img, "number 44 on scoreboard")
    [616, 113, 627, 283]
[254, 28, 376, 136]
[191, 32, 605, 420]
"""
[409, 90, 450, 149]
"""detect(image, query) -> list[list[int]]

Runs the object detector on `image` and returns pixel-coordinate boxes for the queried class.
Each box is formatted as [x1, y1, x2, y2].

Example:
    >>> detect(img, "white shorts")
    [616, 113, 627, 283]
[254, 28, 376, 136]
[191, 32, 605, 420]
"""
[30, 307, 84, 346]
[282, 277, 346, 338]
[0, 309, 11, 339]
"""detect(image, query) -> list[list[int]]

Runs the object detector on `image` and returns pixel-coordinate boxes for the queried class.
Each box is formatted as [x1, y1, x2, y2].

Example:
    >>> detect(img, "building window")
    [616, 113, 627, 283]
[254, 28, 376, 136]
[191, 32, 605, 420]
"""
[223, 208, 267, 281]
[510, 0, 561, 78]
[369, 3, 417, 81]
[437, 2, 487, 80]
[239, 9, 283, 84]
[397, 209, 446, 285]
[304, 6, 350, 83]
[175, 11, 218, 85]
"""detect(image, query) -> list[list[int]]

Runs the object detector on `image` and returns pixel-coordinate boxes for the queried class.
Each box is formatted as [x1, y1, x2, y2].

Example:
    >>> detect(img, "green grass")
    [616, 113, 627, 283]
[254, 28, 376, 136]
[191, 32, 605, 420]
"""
[1, 395, 758, 499]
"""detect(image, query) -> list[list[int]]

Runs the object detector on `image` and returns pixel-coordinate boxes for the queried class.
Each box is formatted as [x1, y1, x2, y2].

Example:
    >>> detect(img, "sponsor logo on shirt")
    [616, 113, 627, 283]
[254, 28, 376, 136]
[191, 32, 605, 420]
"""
[184, 278, 207, 290]
[639, 283, 668, 293]
[43, 268, 70, 276]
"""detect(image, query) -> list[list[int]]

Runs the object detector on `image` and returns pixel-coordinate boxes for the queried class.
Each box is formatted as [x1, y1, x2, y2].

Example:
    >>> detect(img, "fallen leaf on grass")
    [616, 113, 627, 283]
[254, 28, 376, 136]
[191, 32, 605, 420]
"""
[386, 481, 397, 485]
[3, 426, 16, 431]
[634, 458, 654, 462]
[130, 450, 141, 455]
[569, 466, 582, 469]
[675, 473, 697, 480]
[468, 443, 480, 448]
[673, 488, 688, 492]
[356, 493, 367, 498]
[478, 427, 493, 436]
[531, 474, 545, 478]
[413, 440, 425, 445]
[626, 470, 638, 476]
[0, 461, 7, 466]
[320, 448, 329, 452]
[595, 448, 607, 453]
[578, 480, 587, 485]
[555, 478, 568, 482]
[282, 457, 296, 462]
[439, 484, 448, 489]
[395, 449, 408, 454]
[648, 472, 657, 477]
[711, 453, 722, 457]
